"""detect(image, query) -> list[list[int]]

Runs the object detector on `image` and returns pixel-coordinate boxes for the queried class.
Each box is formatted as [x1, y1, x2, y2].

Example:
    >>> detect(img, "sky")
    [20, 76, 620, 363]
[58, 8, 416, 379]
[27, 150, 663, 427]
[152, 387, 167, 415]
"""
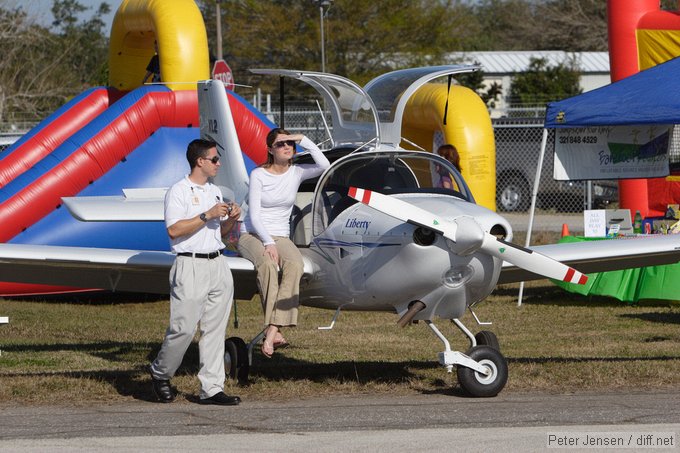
[5, 0, 118, 35]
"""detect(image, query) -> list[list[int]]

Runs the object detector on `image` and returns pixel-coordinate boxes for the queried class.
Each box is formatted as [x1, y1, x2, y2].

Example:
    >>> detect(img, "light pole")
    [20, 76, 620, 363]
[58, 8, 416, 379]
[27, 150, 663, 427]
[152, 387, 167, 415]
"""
[315, 0, 332, 72]
[216, 1, 225, 60]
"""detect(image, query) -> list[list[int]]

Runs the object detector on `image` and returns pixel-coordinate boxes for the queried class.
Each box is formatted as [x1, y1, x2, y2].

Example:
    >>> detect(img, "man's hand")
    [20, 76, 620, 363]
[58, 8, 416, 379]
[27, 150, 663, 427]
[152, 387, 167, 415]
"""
[206, 202, 230, 220]
[226, 203, 241, 220]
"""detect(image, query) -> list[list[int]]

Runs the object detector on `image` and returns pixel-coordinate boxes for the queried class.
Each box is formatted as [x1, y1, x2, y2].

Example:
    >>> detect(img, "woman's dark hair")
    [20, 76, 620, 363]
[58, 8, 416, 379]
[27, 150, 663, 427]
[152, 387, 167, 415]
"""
[436, 144, 462, 172]
[262, 127, 294, 168]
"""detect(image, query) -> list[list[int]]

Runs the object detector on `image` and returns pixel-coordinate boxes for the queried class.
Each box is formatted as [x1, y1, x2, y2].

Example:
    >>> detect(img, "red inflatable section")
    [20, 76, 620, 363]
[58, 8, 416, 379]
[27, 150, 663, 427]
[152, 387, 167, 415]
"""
[608, 0, 680, 217]
[227, 93, 268, 165]
[0, 88, 117, 187]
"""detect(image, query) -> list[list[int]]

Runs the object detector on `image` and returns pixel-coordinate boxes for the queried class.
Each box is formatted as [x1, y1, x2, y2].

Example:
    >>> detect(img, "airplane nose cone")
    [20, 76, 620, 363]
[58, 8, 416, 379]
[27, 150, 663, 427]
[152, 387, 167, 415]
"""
[446, 216, 485, 255]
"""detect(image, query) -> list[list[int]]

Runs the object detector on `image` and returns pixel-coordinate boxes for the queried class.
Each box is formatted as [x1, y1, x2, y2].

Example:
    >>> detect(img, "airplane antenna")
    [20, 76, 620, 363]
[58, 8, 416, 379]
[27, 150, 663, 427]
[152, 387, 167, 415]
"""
[401, 137, 427, 151]
[315, 99, 334, 148]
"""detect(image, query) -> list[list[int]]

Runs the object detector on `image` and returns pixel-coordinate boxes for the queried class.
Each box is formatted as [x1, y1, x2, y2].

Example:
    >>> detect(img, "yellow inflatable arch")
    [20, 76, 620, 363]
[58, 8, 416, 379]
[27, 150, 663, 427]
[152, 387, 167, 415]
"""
[402, 84, 496, 210]
[108, 0, 210, 91]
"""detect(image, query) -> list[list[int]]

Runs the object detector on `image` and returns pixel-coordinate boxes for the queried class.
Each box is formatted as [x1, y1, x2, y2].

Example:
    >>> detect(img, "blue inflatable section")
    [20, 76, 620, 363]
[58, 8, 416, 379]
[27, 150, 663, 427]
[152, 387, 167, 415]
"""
[7, 84, 261, 251]
[11, 127, 257, 250]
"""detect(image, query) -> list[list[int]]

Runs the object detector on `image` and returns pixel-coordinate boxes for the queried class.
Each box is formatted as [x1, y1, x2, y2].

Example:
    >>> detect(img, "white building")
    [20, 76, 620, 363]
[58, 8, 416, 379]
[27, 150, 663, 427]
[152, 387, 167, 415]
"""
[446, 51, 610, 118]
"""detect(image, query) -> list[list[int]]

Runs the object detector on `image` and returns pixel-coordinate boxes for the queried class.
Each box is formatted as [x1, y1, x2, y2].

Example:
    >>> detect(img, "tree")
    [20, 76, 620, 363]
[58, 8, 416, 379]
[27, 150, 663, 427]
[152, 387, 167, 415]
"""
[51, 0, 111, 86]
[0, 1, 110, 127]
[534, 0, 608, 51]
[508, 57, 582, 112]
[455, 65, 502, 108]
[467, 0, 608, 52]
[199, 0, 473, 92]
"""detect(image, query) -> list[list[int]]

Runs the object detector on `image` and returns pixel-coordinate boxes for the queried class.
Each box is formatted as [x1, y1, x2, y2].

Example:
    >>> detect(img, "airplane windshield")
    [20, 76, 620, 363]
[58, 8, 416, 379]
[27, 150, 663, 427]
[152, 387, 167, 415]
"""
[313, 151, 474, 236]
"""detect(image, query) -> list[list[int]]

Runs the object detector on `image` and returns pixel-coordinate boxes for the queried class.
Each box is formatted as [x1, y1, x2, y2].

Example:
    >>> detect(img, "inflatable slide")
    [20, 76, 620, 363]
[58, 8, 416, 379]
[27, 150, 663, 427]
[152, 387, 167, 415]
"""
[0, 0, 273, 295]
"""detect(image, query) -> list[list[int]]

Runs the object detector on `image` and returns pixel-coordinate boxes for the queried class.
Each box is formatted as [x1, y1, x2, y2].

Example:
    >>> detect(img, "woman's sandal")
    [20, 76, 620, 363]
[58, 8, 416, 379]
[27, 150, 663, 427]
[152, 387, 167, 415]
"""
[273, 340, 290, 350]
[261, 338, 274, 358]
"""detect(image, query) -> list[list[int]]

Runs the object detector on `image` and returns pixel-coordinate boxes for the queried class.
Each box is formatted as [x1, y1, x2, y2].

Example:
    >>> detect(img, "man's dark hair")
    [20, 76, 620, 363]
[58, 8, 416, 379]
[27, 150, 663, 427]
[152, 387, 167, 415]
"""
[186, 139, 218, 169]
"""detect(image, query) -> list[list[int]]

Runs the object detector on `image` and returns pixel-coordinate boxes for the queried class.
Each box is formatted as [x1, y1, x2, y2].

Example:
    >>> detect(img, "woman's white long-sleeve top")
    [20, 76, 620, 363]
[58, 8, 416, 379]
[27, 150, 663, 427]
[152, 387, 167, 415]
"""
[240, 137, 330, 246]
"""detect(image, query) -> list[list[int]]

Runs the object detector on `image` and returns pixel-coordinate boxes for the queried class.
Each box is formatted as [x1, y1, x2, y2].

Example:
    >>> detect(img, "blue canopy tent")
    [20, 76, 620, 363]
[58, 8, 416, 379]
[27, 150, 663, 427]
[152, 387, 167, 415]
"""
[544, 55, 680, 128]
[518, 57, 680, 305]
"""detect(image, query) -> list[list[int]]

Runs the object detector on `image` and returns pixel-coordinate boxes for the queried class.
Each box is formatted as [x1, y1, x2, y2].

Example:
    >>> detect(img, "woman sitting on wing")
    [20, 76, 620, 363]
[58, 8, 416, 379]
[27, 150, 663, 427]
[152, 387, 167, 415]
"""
[238, 128, 330, 358]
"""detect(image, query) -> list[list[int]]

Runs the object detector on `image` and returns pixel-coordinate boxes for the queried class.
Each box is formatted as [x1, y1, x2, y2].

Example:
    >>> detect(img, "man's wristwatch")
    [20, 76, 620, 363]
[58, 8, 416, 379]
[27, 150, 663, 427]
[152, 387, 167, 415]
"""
[199, 213, 208, 222]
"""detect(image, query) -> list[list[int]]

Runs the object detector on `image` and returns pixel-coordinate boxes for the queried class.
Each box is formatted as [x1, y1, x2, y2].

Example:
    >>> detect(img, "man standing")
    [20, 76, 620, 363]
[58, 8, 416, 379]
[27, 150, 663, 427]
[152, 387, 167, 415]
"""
[149, 138, 241, 406]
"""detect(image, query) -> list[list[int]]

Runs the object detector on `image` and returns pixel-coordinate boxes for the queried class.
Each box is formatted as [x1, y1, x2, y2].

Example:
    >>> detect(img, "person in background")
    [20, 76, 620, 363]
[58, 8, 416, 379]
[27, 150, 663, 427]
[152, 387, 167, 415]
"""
[238, 128, 330, 358]
[148, 138, 241, 406]
[142, 40, 161, 84]
[434, 143, 462, 189]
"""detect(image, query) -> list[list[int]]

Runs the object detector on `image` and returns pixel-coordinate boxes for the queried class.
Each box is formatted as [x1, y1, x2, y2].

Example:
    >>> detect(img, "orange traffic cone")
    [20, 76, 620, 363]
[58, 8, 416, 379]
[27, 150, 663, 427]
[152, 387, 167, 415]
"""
[561, 223, 571, 237]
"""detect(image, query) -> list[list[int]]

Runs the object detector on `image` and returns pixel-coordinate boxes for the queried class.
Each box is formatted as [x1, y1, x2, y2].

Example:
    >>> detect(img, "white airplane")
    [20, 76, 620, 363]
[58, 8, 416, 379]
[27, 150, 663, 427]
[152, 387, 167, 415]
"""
[2, 67, 680, 397]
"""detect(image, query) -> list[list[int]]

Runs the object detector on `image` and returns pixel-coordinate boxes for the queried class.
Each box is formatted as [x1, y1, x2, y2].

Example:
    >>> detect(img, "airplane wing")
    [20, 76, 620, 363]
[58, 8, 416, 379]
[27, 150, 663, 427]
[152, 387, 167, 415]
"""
[498, 235, 680, 284]
[0, 244, 259, 298]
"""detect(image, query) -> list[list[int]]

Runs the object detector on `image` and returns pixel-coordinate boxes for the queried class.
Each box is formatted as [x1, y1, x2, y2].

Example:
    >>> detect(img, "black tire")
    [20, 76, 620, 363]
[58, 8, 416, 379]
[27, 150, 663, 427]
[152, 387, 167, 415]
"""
[224, 337, 249, 385]
[497, 174, 530, 212]
[457, 345, 508, 397]
[475, 330, 500, 351]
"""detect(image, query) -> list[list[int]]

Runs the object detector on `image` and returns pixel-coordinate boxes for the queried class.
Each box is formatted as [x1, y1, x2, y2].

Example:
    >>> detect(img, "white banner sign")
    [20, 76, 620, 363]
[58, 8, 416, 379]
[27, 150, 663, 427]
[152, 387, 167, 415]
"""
[554, 125, 671, 180]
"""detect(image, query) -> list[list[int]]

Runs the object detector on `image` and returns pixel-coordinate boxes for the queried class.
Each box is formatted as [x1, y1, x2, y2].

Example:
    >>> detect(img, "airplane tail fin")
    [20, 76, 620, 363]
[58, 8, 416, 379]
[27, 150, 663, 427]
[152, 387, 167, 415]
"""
[198, 80, 249, 205]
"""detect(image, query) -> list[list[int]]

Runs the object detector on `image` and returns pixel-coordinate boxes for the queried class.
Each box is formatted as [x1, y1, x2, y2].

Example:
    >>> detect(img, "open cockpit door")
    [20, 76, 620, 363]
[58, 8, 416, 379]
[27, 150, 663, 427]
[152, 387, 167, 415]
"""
[363, 65, 479, 149]
[250, 69, 380, 150]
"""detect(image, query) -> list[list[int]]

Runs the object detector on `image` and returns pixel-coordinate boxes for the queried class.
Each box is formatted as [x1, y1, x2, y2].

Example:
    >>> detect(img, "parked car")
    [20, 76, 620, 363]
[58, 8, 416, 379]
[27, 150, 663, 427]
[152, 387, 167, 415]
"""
[494, 123, 618, 212]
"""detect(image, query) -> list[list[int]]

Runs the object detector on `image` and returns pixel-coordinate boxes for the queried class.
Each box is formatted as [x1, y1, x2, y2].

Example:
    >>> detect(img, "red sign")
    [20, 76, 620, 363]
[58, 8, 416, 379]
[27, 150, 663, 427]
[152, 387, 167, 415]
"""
[212, 59, 235, 91]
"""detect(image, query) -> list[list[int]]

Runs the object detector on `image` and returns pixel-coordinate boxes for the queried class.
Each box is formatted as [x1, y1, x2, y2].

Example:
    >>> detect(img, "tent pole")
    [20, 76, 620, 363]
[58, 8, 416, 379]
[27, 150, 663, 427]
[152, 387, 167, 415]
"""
[518, 127, 549, 306]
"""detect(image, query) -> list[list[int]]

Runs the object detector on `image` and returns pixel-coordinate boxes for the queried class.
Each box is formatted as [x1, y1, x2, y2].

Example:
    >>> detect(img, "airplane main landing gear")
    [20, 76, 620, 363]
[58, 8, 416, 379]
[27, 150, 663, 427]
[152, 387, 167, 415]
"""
[425, 320, 508, 397]
[224, 337, 249, 385]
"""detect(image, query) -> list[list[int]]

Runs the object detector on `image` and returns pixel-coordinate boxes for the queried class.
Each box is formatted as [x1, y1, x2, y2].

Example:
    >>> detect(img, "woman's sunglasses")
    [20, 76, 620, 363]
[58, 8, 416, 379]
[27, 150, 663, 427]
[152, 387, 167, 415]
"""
[272, 140, 296, 149]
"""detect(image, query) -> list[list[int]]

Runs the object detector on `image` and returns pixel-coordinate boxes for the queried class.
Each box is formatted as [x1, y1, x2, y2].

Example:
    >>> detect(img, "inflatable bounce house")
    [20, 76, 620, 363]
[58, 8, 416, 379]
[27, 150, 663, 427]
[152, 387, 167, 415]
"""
[402, 84, 496, 211]
[609, 0, 680, 216]
[0, 0, 496, 295]
[0, 0, 273, 295]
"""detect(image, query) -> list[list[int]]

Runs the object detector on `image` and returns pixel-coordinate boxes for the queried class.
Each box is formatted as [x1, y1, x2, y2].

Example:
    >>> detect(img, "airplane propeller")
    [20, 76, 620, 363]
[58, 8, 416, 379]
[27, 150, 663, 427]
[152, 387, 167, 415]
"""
[348, 186, 588, 285]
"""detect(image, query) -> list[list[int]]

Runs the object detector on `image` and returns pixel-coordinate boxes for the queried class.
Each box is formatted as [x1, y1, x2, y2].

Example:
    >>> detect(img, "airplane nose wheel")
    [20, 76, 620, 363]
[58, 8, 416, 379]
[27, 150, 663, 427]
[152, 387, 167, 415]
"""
[457, 345, 508, 397]
[224, 337, 250, 385]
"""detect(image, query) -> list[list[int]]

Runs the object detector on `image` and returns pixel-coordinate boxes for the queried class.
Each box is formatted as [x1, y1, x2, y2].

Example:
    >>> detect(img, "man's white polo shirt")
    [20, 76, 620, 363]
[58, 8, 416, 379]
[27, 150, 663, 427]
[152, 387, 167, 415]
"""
[164, 176, 224, 254]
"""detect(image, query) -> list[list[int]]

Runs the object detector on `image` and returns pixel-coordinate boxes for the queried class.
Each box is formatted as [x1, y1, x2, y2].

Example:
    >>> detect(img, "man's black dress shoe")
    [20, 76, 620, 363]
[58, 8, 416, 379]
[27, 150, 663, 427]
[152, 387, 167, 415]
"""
[199, 392, 241, 406]
[148, 367, 175, 403]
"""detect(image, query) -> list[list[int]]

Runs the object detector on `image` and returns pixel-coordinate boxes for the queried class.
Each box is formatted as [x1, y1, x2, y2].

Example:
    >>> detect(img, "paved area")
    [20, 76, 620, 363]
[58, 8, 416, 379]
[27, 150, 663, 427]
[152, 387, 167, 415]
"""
[504, 212, 584, 234]
[1, 391, 678, 451]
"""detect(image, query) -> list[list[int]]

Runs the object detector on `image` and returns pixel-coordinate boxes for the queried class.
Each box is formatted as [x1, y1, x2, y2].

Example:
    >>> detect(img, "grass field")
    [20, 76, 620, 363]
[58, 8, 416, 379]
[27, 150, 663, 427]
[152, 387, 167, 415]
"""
[1, 281, 679, 405]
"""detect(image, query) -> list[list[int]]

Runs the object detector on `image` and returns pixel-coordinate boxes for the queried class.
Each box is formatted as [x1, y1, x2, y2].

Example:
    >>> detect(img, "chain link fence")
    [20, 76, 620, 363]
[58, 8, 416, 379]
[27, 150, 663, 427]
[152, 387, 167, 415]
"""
[7, 100, 680, 236]
[493, 117, 620, 215]
[259, 103, 620, 216]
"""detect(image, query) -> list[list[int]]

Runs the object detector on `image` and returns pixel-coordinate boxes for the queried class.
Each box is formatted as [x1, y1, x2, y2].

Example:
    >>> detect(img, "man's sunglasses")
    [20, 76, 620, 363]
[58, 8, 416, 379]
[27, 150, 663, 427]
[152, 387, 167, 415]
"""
[272, 140, 296, 149]
[202, 155, 220, 164]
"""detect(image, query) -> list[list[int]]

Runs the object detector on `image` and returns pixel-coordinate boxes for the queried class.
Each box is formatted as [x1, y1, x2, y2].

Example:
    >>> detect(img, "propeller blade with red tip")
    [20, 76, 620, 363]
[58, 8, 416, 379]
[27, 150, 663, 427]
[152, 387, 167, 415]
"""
[347, 186, 588, 285]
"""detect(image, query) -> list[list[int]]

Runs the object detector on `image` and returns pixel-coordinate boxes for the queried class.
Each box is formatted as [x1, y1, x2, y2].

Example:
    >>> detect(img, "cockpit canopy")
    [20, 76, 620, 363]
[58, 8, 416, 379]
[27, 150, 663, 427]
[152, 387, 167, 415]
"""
[312, 151, 474, 235]
[250, 65, 479, 151]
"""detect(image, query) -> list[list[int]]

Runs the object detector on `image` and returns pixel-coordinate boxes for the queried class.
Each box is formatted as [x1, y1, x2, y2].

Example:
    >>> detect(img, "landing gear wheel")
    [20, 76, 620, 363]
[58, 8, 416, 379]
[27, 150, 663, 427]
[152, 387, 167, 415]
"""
[457, 345, 508, 397]
[475, 330, 500, 351]
[224, 337, 249, 385]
